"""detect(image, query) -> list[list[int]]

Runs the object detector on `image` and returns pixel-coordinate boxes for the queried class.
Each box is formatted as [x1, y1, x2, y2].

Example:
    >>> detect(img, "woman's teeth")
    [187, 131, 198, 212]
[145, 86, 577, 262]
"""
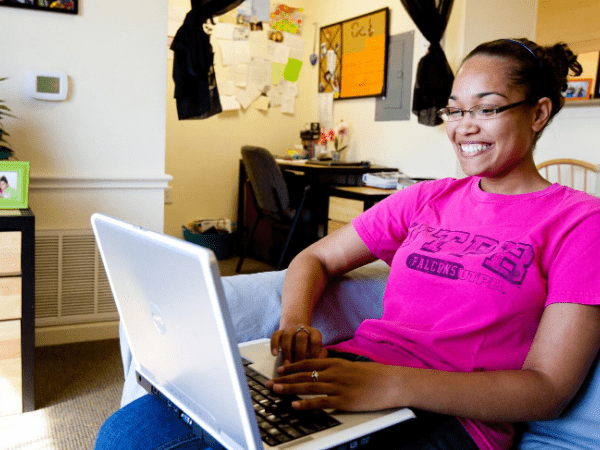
[460, 143, 491, 153]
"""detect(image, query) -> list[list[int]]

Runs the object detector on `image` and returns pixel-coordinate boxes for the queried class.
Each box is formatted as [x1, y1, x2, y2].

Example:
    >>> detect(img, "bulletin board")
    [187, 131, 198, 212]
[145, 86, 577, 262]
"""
[319, 8, 389, 100]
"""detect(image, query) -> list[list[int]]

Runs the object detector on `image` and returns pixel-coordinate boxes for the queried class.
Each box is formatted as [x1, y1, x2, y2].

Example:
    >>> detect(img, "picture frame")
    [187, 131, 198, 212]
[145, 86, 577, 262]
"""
[0, 0, 78, 15]
[564, 78, 593, 101]
[319, 8, 390, 100]
[0, 161, 30, 209]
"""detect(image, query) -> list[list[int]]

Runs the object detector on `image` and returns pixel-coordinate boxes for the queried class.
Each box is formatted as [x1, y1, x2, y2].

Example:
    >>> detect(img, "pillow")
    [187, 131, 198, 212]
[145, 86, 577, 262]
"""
[519, 352, 600, 449]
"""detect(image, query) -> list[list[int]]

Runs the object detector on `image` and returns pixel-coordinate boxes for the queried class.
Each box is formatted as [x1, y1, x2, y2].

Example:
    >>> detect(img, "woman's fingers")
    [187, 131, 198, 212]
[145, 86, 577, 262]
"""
[270, 325, 324, 363]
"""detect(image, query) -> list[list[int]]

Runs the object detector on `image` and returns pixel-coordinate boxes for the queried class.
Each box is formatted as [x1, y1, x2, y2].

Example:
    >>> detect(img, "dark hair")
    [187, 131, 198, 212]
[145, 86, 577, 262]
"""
[463, 38, 582, 131]
[0, 176, 7, 184]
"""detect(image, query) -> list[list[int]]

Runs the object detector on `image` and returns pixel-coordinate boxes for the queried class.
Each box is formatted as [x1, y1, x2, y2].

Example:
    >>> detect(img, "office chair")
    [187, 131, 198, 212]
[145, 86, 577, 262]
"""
[236, 146, 311, 272]
[537, 158, 599, 196]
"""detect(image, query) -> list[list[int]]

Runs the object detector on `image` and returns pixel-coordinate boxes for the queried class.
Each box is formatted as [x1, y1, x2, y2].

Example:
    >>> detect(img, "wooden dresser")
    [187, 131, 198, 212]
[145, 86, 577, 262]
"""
[0, 209, 35, 416]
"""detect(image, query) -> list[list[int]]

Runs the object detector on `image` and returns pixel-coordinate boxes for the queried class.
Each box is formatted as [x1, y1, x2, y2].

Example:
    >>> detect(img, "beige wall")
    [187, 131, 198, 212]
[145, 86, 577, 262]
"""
[0, 2, 168, 232]
[164, 0, 314, 238]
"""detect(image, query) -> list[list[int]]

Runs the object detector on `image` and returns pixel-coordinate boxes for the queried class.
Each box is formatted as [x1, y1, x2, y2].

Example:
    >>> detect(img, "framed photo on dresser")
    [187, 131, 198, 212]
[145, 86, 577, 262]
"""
[0, 161, 29, 209]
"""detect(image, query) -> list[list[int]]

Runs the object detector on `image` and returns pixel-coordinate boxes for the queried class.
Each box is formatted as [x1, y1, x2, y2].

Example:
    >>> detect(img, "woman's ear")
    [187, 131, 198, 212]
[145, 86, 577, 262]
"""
[532, 97, 552, 132]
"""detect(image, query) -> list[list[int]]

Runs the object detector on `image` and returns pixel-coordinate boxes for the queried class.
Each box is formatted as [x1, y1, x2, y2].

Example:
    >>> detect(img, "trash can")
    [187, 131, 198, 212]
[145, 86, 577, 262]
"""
[183, 225, 235, 261]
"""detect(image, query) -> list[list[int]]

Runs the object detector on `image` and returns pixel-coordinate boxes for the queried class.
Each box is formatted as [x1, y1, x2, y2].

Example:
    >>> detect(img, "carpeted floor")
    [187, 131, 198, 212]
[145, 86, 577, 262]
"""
[0, 339, 123, 450]
[0, 256, 274, 450]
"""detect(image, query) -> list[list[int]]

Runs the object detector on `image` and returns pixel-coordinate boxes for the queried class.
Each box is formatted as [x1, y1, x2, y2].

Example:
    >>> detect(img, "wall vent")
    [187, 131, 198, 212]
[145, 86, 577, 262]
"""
[35, 229, 118, 327]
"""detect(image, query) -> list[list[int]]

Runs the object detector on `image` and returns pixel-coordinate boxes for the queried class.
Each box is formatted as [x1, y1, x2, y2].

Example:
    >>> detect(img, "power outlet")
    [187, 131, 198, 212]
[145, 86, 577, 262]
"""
[164, 187, 173, 205]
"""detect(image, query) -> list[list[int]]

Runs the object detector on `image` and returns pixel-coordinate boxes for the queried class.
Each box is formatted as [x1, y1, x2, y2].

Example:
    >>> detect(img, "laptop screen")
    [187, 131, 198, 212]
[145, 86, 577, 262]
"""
[91, 214, 260, 450]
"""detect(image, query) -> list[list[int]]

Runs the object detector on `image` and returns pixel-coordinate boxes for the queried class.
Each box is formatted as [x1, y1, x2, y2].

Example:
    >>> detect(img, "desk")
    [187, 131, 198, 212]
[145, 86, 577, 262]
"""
[325, 186, 396, 235]
[327, 185, 396, 210]
[236, 160, 398, 262]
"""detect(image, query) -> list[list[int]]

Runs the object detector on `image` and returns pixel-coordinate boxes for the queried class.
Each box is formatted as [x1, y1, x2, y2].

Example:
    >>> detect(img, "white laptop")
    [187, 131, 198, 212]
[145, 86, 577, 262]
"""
[91, 213, 414, 450]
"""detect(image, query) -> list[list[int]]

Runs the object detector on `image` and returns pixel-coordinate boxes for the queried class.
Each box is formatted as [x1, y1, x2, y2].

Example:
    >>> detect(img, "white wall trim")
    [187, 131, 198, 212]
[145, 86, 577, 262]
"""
[30, 174, 173, 190]
[35, 321, 120, 347]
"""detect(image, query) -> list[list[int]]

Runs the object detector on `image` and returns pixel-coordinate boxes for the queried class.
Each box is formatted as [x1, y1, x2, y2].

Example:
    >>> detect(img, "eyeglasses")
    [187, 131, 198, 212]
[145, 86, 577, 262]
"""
[437, 100, 529, 121]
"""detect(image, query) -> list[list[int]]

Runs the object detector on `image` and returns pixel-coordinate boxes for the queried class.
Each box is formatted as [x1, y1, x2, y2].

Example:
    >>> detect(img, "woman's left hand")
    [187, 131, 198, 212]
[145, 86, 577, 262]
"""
[265, 358, 404, 411]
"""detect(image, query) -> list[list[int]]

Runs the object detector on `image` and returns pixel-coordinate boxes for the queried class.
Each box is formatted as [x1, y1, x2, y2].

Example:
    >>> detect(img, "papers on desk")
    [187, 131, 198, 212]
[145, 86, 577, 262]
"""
[362, 172, 416, 190]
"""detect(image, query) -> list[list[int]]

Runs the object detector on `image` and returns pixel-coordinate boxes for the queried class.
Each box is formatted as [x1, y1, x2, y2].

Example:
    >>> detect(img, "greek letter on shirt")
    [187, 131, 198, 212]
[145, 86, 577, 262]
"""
[402, 223, 534, 285]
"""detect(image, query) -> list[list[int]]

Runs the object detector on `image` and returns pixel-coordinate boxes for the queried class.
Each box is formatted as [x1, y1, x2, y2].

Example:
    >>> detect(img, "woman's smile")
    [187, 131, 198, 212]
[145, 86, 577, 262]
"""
[459, 142, 493, 156]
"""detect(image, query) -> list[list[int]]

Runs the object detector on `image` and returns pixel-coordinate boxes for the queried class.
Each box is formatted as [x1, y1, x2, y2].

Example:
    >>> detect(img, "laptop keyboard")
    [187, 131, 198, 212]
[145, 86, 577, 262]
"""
[243, 360, 341, 446]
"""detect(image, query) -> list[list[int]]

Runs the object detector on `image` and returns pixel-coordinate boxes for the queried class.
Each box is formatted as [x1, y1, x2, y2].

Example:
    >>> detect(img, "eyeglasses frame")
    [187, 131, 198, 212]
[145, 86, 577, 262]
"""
[437, 99, 530, 121]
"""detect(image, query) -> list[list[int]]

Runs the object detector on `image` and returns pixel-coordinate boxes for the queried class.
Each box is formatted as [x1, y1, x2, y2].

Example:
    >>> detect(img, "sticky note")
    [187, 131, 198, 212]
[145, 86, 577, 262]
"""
[283, 58, 302, 82]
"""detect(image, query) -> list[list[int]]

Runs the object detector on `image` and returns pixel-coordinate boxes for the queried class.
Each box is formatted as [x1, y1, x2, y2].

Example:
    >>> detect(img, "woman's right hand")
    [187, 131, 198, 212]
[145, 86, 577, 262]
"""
[271, 325, 328, 364]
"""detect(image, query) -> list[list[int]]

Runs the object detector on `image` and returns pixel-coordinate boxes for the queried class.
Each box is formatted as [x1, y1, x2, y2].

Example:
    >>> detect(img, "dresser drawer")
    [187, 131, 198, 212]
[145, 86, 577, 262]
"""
[0, 232, 21, 276]
[0, 319, 22, 416]
[0, 277, 21, 321]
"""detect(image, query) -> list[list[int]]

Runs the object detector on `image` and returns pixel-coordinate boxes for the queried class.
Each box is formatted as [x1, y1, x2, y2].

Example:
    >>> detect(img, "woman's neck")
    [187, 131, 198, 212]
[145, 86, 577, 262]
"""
[478, 159, 551, 195]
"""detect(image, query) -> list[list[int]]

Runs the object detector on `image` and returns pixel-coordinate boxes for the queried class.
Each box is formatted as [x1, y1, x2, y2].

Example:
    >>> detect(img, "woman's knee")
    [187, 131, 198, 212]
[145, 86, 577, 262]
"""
[94, 395, 204, 450]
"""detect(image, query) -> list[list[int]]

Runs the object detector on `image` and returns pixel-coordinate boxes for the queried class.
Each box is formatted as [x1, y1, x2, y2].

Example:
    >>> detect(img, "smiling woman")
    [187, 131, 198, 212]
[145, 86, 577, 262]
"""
[94, 38, 600, 450]
[441, 38, 582, 194]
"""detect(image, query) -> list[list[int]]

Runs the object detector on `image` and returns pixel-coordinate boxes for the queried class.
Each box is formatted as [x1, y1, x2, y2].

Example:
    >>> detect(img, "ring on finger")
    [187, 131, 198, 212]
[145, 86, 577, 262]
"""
[311, 370, 319, 382]
[295, 325, 309, 336]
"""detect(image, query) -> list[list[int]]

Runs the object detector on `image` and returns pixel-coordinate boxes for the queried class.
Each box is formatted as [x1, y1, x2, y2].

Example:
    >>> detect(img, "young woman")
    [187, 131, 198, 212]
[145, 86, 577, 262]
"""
[95, 38, 600, 450]
[268, 38, 600, 450]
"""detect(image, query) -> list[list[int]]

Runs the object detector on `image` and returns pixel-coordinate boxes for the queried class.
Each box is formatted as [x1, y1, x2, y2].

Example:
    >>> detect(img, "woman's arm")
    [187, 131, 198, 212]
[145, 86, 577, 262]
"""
[271, 223, 377, 363]
[269, 302, 600, 422]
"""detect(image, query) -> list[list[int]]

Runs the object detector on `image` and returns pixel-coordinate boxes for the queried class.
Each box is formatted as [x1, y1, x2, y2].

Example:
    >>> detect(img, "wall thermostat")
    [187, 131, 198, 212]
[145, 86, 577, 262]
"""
[27, 71, 69, 101]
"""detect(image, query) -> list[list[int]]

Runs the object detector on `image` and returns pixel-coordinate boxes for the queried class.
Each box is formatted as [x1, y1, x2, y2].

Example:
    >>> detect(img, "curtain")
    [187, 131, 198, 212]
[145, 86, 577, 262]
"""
[171, 0, 244, 120]
[400, 0, 455, 126]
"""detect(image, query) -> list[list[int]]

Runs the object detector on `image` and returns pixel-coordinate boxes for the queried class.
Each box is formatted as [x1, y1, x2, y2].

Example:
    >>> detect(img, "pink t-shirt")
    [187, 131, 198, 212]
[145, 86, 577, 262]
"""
[330, 177, 600, 450]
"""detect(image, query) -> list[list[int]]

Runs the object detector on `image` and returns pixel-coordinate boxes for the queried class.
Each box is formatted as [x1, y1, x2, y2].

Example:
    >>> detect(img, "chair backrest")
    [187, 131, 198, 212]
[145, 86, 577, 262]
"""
[241, 146, 291, 219]
[537, 159, 599, 196]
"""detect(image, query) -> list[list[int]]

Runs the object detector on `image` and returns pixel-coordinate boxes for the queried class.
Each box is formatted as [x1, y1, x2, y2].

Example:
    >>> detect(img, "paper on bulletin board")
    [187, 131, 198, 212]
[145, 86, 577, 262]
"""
[267, 41, 290, 63]
[284, 59, 303, 82]
[237, 85, 262, 109]
[253, 95, 271, 111]
[220, 40, 252, 66]
[222, 64, 249, 88]
[271, 62, 286, 84]
[248, 58, 272, 92]
[249, 29, 269, 59]
[270, 4, 305, 35]
[220, 96, 241, 111]
[375, 31, 414, 121]
[253, 0, 270, 23]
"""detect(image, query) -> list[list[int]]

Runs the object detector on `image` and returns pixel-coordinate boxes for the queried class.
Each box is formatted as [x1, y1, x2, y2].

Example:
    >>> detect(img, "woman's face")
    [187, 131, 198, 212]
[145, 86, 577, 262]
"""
[446, 55, 544, 183]
[0, 181, 7, 190]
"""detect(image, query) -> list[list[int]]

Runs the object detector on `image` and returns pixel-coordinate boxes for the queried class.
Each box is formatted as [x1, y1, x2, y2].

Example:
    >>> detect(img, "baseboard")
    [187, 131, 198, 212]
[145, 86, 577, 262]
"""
[35, 321, 120, 347]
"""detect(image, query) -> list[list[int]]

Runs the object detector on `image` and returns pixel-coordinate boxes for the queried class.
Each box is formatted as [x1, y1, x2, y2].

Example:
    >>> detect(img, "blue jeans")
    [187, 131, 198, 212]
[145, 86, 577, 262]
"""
[95, 352, 480, 450]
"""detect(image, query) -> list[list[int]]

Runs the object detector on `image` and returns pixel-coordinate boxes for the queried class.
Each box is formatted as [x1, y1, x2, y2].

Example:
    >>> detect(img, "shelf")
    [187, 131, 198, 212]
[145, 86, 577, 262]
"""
[564, 98, 600, 107]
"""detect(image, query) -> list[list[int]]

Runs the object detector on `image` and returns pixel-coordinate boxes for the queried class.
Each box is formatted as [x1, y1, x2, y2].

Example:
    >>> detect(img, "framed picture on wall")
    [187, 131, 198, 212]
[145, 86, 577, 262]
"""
[0, 0, 78, 15]
[564, 78, 593, 101]
[0, 161, 29, 209]
[319, 8, 390, 100]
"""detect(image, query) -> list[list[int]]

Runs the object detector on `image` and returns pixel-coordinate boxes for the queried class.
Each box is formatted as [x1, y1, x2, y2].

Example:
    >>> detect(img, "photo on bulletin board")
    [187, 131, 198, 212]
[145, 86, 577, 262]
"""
[0, 161, 29, 209]
[0, 0, 77, 15]
[319, 8, 389, 100]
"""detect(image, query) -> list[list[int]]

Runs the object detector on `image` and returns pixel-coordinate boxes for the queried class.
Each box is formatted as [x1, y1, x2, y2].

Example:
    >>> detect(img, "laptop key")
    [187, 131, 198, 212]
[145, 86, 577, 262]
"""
[245, 363, 341, 445]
